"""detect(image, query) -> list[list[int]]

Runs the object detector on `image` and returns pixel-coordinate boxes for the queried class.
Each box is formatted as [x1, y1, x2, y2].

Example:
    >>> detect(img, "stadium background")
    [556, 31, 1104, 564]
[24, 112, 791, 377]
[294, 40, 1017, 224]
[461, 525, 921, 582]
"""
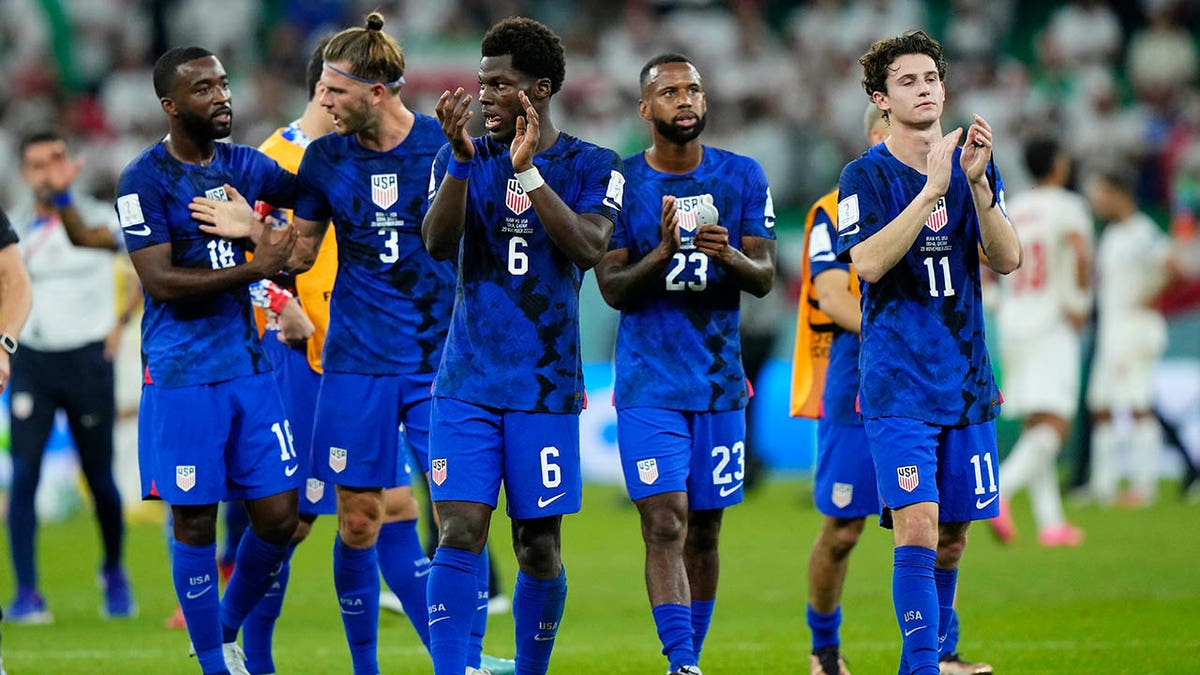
[0, 1, 1198, 672]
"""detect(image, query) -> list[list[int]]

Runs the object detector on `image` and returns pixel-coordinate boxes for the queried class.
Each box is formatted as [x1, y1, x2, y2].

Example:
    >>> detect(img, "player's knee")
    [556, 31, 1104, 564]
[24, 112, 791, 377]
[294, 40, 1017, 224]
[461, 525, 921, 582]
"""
[936, 522, 969, 566]
[338, 508, 382, 548]
[383, 489, 419, 521]
[512, 519, 562, 577]
[291, 516, 316, 545]
[684, 512, 723, 554]
[824, 517, 866, 559]
[437, 512, 488, 553]
[172, 506, 220, 546]
[640, 505, 687, 548]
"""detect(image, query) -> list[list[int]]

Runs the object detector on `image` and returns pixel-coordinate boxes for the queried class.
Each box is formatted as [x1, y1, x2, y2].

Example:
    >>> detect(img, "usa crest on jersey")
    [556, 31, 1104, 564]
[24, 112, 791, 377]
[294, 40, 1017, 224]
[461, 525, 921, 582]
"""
[205, 186, 229, 201]
[637, 458, 659, 484]
[431, 458, 448, 486]
[329, 446, 348, 473]
[506, 179, 532, 215]
[371, 173, 398, 209]
[925, 197, 948, 232]
[176, 465, 196, 492]
[897, 465, 920, 492]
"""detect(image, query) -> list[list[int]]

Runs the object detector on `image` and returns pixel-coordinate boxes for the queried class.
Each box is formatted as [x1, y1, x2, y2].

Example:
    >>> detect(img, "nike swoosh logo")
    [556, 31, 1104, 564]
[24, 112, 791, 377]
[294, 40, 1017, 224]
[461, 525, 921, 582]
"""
[603, 197, 620, 210]
[340, 608, 365, 615]
[123, 225, 152, 236]
[428, 616, 451, 626]
[718, 482, 743, 497]
[839, 224, 860, 237]
[475, 604, 489, 611]
[533, 634, 555, 642]
[904, 626, 927, 637]
[185, 585, 213, 600]
[414, 567, 431, 578]
[285, 464, 299, 477]
[537, 493, 566, 508]
[976, 495, 999, 509]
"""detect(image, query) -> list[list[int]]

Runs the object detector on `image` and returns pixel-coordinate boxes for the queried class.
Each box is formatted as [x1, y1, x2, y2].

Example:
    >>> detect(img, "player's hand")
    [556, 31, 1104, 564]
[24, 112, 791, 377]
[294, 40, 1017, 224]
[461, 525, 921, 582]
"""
[656, 196, 681, 255]
[510, 91, 540, 172]
[276, 297, 314, 348]
[435, 87, 475, 161]
[925, 127, 962, 197]
[251, 219, 297, 277]
[695, 224, 732, 263]
[103, 322, 123, 361]
[190, 184, 257, 239]
[961, 114, 993, 185]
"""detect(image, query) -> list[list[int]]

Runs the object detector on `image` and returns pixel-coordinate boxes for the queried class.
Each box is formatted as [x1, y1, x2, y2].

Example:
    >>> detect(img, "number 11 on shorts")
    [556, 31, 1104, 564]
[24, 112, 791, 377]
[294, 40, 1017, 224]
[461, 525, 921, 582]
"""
[969, 452, 997, 496]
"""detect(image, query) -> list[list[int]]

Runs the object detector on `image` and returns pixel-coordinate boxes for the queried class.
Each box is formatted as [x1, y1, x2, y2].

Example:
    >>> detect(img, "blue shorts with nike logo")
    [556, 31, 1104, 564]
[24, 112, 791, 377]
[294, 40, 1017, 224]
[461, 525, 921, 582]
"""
[262, 331, 336, 515]
[616, 407, 746, 510]
[863, 416, 1000, 522]
[428, 396, 581, 520]
[138, 372, 302, 505]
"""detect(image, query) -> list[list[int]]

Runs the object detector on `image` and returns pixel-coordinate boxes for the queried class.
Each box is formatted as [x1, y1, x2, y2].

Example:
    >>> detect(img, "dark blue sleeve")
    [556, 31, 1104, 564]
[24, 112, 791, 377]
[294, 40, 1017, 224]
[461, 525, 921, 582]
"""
[574, 146, 623, 224]
[293, 143, 331, 223]
[116, 165, 172, 252]
[427, 143, 452, 206]
[251, 149, 297, 209]
[739, 158, 776, 239]
[808, 204, 849, 280]
[834, 159, 885, 262]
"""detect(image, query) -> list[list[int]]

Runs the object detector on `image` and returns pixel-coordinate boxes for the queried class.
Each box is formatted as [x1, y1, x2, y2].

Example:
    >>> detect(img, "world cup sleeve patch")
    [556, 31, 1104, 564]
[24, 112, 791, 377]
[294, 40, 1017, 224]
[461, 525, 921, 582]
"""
[837, 194, 859, 231]
[117, 194, 145, 228]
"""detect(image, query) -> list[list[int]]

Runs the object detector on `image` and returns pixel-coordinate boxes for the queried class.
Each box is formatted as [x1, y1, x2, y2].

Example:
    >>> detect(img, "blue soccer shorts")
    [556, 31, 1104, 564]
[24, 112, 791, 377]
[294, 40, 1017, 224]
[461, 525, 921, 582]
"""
[616, 407, 746, 511]
[814, 418, 880, 519]
[864, 416, 1000, 522]
[262, 331, 335, 515]
[138, 372, 302, 505]
[428, 396, 581, 521]
[311, 371, 431, 490]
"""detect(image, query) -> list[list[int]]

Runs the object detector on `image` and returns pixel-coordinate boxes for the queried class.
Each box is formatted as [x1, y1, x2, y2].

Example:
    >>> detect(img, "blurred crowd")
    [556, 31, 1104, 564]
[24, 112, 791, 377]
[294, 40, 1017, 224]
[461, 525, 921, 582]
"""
[1, 0, 1198, 235]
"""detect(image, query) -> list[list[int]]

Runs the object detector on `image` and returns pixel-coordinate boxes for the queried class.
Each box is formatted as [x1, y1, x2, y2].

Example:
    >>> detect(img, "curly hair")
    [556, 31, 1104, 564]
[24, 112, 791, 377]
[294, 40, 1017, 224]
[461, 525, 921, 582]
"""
[858, 30, 947, 98]
[481, 17, 566, 95]
[323, 12, 405, 89]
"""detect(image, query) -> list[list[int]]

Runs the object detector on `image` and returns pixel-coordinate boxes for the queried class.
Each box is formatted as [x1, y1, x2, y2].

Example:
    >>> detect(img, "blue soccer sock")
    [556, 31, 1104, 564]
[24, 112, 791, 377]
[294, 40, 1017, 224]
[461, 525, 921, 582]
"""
[934, 568, 958, 658]
[377, 520, 432, 650]
[333, 536, 381, 675]
[172, 540, 227, 675]
[807, 604, 842, 651]
[220, 529, 289, 643]
[652, 603, 697, 670]
[893, 546, 939, 675]
[467, 545, 491, 669]
[513, 569, 567, 675]
[691, 598, 716, 659]
[428, 547, 481, 675]
[943, 607, 961, 656]
[242, 546, 295, 675]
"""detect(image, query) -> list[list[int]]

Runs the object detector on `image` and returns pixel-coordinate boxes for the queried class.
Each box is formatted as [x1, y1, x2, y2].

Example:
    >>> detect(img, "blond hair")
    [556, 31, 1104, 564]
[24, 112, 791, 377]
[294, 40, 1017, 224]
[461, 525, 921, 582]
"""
[323, 12, 405, 89]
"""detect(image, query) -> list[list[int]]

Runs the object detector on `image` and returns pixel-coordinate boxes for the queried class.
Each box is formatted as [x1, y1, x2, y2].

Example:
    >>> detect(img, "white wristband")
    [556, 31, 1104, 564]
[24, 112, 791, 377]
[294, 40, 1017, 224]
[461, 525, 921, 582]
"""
[514, 166, 545, 193]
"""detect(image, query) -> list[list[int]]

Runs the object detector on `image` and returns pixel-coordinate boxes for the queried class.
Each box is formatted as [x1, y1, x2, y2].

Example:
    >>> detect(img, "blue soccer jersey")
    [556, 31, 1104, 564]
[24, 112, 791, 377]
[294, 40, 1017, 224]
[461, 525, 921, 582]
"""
[806, 199, 860, 425]
[293, 113, 454, 375]
[117, 142, 296, 387]
[611, 148, 775, 411]
[835, 142, 1003, 425]
[431, 133, 622, 413]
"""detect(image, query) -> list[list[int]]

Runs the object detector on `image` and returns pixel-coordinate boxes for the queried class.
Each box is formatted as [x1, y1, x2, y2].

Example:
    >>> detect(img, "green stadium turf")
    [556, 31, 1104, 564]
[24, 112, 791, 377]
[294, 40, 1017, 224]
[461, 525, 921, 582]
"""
[2, 480, 1197, 673]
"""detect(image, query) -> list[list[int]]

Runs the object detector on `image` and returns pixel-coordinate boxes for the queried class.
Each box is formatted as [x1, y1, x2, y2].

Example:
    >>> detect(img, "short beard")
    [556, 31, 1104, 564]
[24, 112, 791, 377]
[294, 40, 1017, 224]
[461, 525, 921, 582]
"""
[178, 108, 230, 140]
[653, 114, 706, 145]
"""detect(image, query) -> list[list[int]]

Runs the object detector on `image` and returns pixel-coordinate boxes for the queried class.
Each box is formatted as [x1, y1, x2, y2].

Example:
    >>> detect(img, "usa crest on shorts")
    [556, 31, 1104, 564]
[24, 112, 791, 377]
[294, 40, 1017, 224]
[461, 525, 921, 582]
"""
[897, 465, 920, 492]
[431, 458, 448, 486]
[637, 458, 659, 485]
[176, 465, 196, 492]
[329, 446, 348, 473]
[306, 478, 325, 504]
[832, 482, 853, 508]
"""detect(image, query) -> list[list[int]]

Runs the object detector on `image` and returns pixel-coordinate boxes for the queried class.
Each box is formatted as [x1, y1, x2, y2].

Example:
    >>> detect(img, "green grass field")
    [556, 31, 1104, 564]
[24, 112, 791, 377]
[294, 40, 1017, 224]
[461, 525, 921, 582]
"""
[1, 480, 1198, 674]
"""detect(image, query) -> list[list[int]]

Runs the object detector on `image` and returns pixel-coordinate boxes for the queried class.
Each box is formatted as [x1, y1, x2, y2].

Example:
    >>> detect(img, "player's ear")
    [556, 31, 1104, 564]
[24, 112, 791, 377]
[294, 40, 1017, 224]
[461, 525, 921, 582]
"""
[532, 77, 552, 101]
[871, 90, 888, 113]
[160, 97, 176, 116]
[637, 98, 650, 122]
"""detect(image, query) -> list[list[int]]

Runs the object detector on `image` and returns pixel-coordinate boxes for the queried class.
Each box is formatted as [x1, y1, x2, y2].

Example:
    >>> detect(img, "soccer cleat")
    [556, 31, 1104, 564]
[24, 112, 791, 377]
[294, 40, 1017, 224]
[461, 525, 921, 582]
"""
[668, 667, 703, 675]
[479, 654, 515, 674]
[165, 603, 188, 629]
[99, 567, 138, 619]
[223, 642, 252, 675]
[218, 560, 236, 586]
[465, 669, 492, 675]
[6, 587, 53, 625]
[810, 646, 850, 674]
[378, 589, 405, 615]
[1037, 524, 1083, 547]
[939, 653, 993, 674]
[986, 498, 1015, 544]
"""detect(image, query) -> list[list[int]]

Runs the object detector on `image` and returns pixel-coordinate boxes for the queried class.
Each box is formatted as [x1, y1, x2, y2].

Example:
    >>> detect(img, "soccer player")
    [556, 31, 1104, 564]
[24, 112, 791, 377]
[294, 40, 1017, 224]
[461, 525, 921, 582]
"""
[285, 15, 451, 675]
[117, 47, 302, 675]
[1084, 166, 1184, 507]
[0, 204, 33, 675]
[988, 136, 1091, 546]
[795, 104, 992, 675]
[5, 131, 139, 624]
[593, 53, 775, 675]
[421, 16, 622, 675]
[835, 31, 1021, 675]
